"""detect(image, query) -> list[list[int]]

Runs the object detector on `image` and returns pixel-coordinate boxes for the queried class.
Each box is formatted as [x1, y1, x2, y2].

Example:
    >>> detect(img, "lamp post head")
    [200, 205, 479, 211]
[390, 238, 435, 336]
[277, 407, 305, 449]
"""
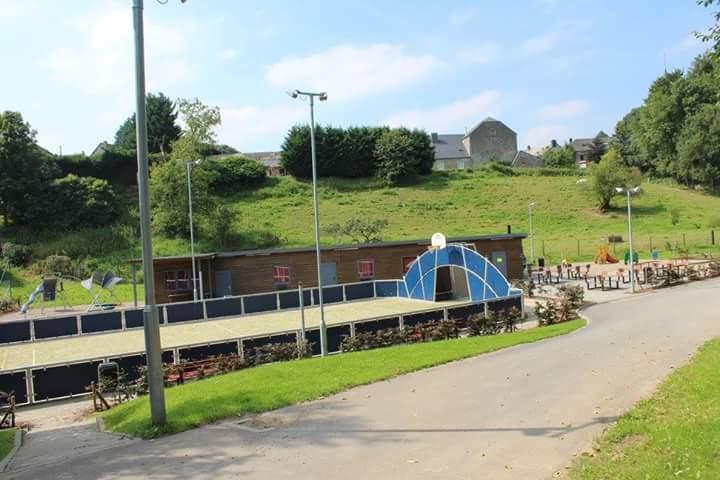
[319, 92, 328, 102]
[288, 89, 300, 99]
[615, 187, 624, 193]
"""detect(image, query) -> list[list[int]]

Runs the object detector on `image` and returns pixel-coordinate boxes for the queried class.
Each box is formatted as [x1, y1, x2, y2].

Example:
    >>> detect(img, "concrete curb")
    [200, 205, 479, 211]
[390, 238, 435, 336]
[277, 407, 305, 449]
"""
[0, 428, 24, 473]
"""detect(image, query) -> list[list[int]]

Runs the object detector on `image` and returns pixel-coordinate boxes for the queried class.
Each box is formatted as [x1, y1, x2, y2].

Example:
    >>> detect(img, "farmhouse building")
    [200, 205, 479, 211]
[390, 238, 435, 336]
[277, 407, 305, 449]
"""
[431, 117, 518, 170]
[133, 233, 527, 304]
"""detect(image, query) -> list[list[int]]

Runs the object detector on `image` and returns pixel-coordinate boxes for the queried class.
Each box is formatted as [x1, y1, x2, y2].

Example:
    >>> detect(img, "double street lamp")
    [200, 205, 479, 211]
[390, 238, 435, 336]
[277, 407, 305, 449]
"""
[528, 202, 536, 266]
[616, 186, 641, 293]
[289, 89, 329, 357]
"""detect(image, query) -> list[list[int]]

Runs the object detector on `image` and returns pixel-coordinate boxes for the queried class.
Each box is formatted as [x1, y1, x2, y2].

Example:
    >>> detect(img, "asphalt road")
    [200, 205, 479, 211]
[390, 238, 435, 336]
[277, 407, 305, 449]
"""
[8, 278, 720, 480]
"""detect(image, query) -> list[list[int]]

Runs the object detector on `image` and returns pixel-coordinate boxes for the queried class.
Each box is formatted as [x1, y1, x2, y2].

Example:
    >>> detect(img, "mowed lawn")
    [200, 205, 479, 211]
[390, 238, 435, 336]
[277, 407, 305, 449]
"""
[103, 319, 585, 438]
[570, 338, 720, 479]
[0, 429, 15, 463]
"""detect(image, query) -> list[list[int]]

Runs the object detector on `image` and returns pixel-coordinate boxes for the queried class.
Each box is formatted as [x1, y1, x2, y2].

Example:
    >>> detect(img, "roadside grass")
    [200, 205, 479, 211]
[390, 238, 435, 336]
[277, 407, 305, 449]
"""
[0, 429, 15, 464]
[569, 338, 720, 479]
[103, 319, 585, 438]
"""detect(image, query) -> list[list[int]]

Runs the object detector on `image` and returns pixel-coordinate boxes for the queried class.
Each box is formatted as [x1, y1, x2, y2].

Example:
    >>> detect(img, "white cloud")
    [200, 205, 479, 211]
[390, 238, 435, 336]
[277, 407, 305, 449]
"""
[266, 44, 442, 102]
[522, 125, 570, 150]
[383, 91, 501, 132]
[46, 3, 195, 97]
[456, 44, 500, 65]
[217, 48, 238, 61]
[216, 104, 306, 151]
[521, 33, 556, 55]
[540, 100, 591, 119]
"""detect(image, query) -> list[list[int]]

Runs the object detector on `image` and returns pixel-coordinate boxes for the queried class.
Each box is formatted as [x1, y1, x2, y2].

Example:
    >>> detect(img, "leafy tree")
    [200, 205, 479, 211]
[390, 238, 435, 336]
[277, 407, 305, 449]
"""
[114, 92, 181, 155]
[696, 0, 720, 46]
[48, 175, 121, 228]
[612, 108, 650, 172]
[374, 129, 416, 185]
[591, 148, 643, 211]
[149, 158, 216, 238]
[589, 131, 610, 163]
[177, 97, 221, 148]
[676, 103, 720, 192]
[207, 155, 267, 192]
[338, 126, 388, 177]
[0, 111, 58, 227]
[541, 143, 575, 168]
[325, 217, 389, 243]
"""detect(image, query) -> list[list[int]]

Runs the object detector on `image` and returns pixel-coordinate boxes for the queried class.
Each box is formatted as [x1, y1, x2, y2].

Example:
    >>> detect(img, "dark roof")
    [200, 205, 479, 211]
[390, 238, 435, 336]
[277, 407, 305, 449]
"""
[512, 151, 544, 168]
[573, 131, 610, 152]
[465, 117, 517, 137]
[431, 134, 470, 160]
[242, 151, 282, 167]
[130, 233, 527, 264]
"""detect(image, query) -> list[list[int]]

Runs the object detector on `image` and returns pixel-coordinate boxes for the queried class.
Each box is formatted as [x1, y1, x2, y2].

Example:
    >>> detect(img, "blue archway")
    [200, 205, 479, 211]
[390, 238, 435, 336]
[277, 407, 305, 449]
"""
[400, 244, 518, 302]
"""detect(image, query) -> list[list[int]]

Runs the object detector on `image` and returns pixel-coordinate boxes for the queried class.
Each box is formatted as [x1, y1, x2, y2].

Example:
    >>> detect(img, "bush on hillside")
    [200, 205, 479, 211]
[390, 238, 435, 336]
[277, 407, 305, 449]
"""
[47, 175, 121, 228]
[207, 155, 267, 191]
[57, 146, 137, 185]
[1, 242, 31, 267]
[374, 128, 434, 185]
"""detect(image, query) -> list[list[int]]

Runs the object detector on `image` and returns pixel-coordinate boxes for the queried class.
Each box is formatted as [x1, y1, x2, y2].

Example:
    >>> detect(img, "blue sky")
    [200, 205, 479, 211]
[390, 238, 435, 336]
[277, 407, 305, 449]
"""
[0, 0, 713, 155]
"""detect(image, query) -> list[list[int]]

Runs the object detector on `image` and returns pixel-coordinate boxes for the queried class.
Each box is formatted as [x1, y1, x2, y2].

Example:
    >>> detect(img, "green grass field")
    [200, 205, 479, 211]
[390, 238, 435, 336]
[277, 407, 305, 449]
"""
[569, 337, 720, 479]
[4, 169, 720, 309]
[103, 318, 585, 438]
[0, 429, 15, 464]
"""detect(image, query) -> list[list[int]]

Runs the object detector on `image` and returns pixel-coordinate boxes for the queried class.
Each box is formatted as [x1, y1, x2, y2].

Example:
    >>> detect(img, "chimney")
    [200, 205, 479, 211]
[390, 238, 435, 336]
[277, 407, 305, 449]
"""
[550, 139, 558, 148]
[507, 225, 512, 234]
[431, 132, 439, 143]
[527, 145, 531, 151]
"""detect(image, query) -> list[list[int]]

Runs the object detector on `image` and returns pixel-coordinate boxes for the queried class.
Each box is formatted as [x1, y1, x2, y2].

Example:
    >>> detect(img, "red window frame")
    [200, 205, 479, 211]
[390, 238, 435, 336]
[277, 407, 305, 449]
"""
[401, 256, 417, 274]
[357, 259, 375, 279]
[273, 266, 291, 284]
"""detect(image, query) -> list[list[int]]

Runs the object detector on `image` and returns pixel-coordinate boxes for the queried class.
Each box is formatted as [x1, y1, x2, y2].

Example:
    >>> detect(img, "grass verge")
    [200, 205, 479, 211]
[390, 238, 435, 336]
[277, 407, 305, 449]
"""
[0, 429, 15, 464]
[103, 319, 584, 438]
[569, 337, 720, 479]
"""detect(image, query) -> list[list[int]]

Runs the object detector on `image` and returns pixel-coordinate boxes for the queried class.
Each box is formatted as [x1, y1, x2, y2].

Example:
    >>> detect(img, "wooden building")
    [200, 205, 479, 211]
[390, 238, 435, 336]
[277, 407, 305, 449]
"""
[131, 233, 526, 304]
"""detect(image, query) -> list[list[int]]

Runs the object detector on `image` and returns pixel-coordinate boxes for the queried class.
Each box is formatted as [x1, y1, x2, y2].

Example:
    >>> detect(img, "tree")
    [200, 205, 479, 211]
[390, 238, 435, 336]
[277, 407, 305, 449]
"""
[676, 103, 720, 192]
[374, 129, 416, 185]
[612, 108, 651, 172]
[150, 158, 216, 238]
[0, 111, 58, 227]
[589, 131, 610, 163]
[696, 0, 720, 46]
[114, 92, 181, 155]
[325, 218, 389, 243]
[47, 175, 121, 228]
[591, 148, 643, 211]
[207, 155, 267, 192]
[541, 143, 575, 168]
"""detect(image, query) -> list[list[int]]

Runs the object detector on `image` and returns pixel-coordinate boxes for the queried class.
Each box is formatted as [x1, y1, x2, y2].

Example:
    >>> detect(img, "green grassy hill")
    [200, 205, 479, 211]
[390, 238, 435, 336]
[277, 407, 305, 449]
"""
[3, 168, 720, 309]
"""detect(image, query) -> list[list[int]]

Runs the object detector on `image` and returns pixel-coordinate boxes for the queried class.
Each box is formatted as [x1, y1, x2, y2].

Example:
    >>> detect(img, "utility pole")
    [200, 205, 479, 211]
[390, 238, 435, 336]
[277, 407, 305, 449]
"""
[132, 0, 166, 426]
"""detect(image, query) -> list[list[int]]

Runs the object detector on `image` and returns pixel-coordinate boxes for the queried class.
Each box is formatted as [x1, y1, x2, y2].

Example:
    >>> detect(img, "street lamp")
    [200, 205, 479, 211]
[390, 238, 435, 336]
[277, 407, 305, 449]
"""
[131, 0, 166, 425]
[186, 159, 202, 302]
[289, 89, 329, 357]
[616, 186, 641, 293]
[528, 202, 536, 265]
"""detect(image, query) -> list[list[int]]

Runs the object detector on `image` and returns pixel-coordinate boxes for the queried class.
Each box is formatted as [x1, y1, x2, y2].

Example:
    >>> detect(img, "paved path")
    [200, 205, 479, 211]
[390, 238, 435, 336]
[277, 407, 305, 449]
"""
[7, 279, 720, 480]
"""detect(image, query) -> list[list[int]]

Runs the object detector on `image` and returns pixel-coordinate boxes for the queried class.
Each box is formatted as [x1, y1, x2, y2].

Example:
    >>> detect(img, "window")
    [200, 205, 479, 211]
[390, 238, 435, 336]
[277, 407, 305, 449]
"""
[488, 128, 496, 136]
[402, 256, 417, 274]
[580, 154, 585, 161]
[273, 266, 290, 284]
[457, 159, 465, 170]
[165, 271, 191, 292]
[357, 260, 375, 279]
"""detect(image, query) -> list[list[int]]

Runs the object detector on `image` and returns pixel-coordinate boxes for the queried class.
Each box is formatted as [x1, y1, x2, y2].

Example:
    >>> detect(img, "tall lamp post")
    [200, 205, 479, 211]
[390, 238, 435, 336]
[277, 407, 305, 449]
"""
[132, 0, 166, 425]
[289, 89, 328, 357]
[616, 186, 641, 293]
[186, 159, 201, 302]
[528, 202, 536, 266]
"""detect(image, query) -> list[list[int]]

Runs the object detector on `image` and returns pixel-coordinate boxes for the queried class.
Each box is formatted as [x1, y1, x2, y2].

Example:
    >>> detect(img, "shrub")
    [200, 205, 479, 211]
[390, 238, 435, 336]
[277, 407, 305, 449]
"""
[208, 155, 267, 192]
[41, 255, 73, 275]
[0, 298, 19, 314]
[1, 242, 31, 267]
[47, 175, 121, 228]
[535, 285, 584, 326]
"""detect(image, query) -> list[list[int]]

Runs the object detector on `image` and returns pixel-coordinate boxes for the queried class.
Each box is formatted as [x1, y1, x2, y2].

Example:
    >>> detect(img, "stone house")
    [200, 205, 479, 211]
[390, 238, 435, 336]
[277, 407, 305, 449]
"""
[431, 117, 518, 170]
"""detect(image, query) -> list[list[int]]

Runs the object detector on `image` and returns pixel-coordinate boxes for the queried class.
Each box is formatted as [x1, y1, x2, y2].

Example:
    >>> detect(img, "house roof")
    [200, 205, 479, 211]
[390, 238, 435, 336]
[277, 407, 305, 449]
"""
[129, 233, 528, 264]
[465, 117, 517, 137]
[512, 150, 544, 168]
[242, 151, 282, 167]
[431, 134, 470, 160]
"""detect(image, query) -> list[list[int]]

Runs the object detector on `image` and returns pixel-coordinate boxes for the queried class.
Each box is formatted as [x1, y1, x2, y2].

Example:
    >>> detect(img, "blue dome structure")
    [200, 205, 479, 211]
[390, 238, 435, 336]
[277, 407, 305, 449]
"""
[399, 244, 521, 302]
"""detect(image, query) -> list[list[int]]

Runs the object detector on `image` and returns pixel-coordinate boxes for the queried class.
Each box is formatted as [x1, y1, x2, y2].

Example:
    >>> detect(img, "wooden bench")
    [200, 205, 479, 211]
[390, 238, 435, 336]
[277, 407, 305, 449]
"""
[165, 357, 229, 386]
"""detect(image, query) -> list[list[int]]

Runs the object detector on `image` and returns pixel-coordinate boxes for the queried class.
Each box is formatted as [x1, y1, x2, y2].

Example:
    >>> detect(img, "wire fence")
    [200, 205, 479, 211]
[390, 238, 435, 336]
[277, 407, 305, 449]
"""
[524, 230, 720, 265]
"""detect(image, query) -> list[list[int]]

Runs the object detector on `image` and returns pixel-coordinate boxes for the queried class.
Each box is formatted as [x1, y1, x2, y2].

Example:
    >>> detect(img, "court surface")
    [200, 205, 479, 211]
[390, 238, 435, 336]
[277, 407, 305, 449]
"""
[0, 297, 468, 371]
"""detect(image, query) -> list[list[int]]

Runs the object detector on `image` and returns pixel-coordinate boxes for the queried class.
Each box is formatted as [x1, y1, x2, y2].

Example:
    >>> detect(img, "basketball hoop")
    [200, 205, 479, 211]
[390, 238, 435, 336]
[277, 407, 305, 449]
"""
[431, 233, 447, 249]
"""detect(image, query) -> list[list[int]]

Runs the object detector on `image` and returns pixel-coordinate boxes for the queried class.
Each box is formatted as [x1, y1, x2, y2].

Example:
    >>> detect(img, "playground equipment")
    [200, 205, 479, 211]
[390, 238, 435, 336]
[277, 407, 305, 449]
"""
[594, 245, 619, 264]
[20, 276, 72, 315]
[81, 271, 123, 311]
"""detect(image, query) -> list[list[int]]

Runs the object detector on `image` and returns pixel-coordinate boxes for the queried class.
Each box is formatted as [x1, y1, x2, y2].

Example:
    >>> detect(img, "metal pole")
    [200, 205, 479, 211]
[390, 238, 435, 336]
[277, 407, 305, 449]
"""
[627, 190, 636, 293]
[528, 203, 534, 265]
[132, 0, 166, 426]
[131, 263, 138, 308]
[298, 282, 306, 341]
[309, 96, 328, 356]
[186, 161, 198, 302]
